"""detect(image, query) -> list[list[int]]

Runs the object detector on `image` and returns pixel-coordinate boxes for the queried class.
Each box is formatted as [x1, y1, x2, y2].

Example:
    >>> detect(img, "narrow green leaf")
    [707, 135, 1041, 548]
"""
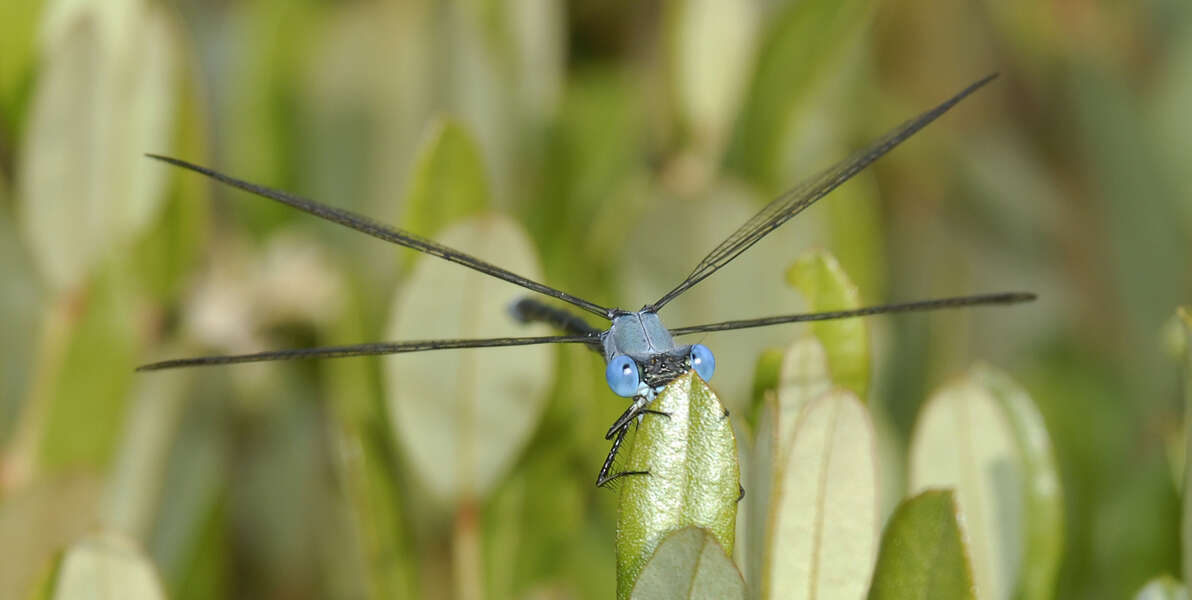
[909, 370, 1028, 600]
[383, 214, 554, 502]
[325, 302, 418, 600]
[0, 0, 41, 126]
[669, 0, 758, 155]
[971, 364, 1063, 600]
[401, 119, 489, 239]
[502, 0, 565, 120]
[40, 268, 137, 469]
[19, 0, 177, 291]
[764, 388, 877, 600]
[786, 250, 869, 399]
[50, 533, 166, 600]
[1134, 576, 1190, 600]
[867, 490, 976, 600]
[617, 372, 740, 600]
[731, 0, 873, 182]
[1180, 307, 1192, 588]
[630, 527, 746, 600]
[749, 347, 784, 420]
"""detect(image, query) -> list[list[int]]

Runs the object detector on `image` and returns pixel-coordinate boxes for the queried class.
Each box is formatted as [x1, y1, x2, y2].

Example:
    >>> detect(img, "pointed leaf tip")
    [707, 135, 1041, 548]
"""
[868, 490, 976, 600]
[630, 527, 745, 600]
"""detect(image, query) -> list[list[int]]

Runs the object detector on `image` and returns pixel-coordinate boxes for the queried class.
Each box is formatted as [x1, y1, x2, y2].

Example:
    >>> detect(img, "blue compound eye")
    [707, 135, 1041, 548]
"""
[605, 355, 640, 397]
[690, 344, 715, 381]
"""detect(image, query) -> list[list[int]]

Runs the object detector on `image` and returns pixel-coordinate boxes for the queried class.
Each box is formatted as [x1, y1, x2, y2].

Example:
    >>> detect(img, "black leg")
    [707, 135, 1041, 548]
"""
[605, 397, 670, 440]
[738, 484, 745, 502]
[596, 425, 649, 487]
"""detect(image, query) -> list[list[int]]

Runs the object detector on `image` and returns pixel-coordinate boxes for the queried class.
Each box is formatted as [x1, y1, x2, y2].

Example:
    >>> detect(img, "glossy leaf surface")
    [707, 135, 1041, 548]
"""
[617, 372, 740, 600]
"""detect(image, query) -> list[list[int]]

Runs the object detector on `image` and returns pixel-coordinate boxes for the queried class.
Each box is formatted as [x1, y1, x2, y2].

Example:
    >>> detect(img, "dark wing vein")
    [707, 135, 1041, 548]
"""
[136, 335, 600, 371]
[650, 73, 998, 311]
[147, 155, 613, 319]
[668, 291, 1034, 335]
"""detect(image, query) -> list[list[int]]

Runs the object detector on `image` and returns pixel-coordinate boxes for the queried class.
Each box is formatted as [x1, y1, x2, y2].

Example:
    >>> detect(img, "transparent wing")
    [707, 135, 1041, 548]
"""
[667, 292, 1034, 336]
[650, 74, 998, 310]
[148, 155, 613, 319]
[136, 334, 600, 371]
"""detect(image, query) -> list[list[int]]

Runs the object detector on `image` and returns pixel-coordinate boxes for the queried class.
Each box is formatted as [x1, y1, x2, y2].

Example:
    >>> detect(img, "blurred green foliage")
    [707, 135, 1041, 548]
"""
[2, 0, 1191, 598]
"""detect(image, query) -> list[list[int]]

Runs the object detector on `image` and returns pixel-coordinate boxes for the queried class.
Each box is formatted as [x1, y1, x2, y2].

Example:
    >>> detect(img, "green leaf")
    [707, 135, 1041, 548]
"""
[49, 533, 166, 600]
[383, 214, 554, 502]
[325, 301, 417, 599]
[630, 527, 746, 600]
[763, 388, 877, 599]
[40, 268, 136, 469]
[617, 372, 740, 600]
[971, 364, 1063, 600]
[731, 0, 874, 183]
[910, 365, 1061, 600]
[786, 250, 869, 399]
[868, 490, 976, 600]
[19, 0, 178, 291]
[1134, 576, 1190, 600]
[401, 119, 489, 240]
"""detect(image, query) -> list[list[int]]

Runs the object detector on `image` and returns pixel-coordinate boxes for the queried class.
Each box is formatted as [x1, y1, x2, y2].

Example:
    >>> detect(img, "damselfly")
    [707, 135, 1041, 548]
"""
[138, 74, 1034, 486]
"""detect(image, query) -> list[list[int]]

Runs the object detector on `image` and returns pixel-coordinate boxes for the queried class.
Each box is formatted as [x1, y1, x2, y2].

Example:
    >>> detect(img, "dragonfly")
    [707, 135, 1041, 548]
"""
[138, 73, 1034, 487]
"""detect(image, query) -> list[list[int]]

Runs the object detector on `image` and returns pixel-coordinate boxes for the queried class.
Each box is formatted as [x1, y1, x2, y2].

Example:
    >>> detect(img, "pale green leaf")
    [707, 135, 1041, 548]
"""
[383, 214, 554, 502]
[786, 250, 869, 398]
[503, 0, 565, 120]
[617, 372, 740, 600]
[630, 527, 746, 600]
[670, 0, 758, 155]
[867, 490, 976, 600]
[51, 533, 166, 600]
[745, 393, 779, 594]
[764, 388, 877, 600]
[401, 119, 489, 239]
[971, 364, 1063, 600]
[775, 335, 832, 453]
[0, 210, 43, 438]
[909, 375, 1022, 600]
[19, 0, 177, 291]
[1134, 576, 1190, 600]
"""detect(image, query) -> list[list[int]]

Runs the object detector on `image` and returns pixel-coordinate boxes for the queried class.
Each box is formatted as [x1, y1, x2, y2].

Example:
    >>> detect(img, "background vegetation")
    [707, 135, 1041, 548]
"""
[1, 0, 1190, 598]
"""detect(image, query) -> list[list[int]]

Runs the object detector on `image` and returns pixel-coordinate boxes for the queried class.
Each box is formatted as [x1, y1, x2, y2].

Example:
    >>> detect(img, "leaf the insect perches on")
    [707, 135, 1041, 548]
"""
[616, 372, 740, 600]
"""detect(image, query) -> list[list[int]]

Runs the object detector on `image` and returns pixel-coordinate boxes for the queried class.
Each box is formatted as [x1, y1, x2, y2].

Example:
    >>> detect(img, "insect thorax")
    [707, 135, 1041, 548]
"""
[603, 311, 692, 389]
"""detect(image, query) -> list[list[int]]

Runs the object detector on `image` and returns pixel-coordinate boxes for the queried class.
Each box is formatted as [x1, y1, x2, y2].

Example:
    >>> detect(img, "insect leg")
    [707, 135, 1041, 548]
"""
[605, 394, 669, 440]
[596, 425, 649, 487]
